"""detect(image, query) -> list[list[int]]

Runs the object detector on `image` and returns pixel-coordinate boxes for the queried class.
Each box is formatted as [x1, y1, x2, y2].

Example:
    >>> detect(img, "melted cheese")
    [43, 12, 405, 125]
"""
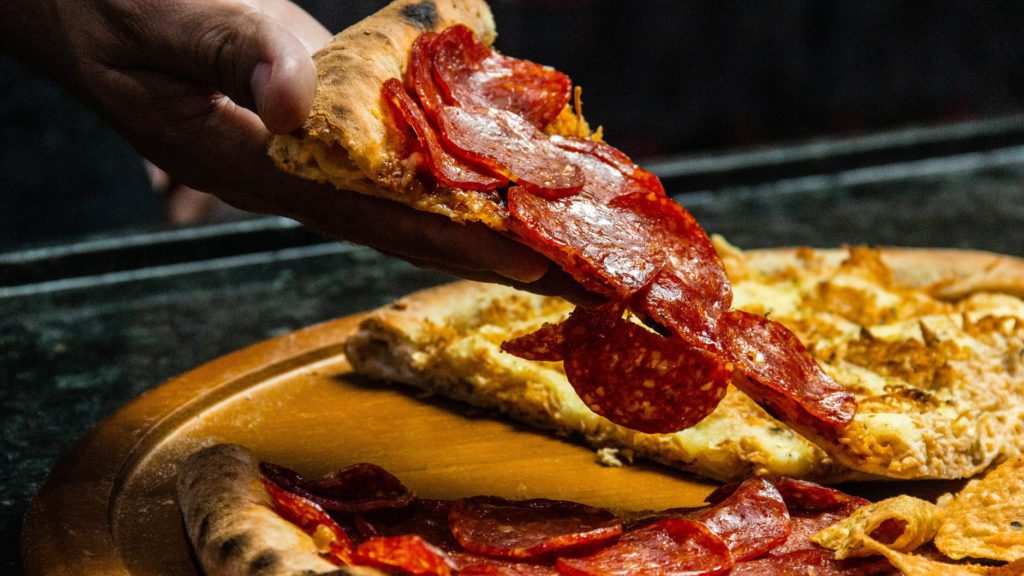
[346, 243, 1024, 482]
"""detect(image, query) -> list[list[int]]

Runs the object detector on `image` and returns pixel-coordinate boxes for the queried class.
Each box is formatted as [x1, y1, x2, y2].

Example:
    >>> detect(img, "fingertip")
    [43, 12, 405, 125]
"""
[250, 39, 317, 134]
[499, 252, 550, 283]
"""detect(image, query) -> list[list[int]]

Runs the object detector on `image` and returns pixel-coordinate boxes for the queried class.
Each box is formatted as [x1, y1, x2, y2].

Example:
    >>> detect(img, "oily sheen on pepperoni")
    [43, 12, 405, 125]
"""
[432, 25, 571, 128]
[719, 310, 858, 440]
[458, 558, 560, 576]
[730, 549, 895, 576]
[353, 535, 457, 576]
[505, 138, 667, 298]
[508, 187, 661, 297]
[438, 105, 584, 196]
[617, 190, 732, 354]
[382, 78, 505, 191]
[688, 478, 791, 562]
[448, 496, 621, 559]
[555, 518, 733, 576]
[560, 303, 731, 434]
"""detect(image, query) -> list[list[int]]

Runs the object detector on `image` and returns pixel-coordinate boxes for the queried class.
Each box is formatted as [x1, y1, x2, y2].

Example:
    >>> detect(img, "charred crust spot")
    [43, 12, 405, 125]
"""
[219, 534, 249, 561]
[401, 1, 439, 30]
[248, 550, 279, 574]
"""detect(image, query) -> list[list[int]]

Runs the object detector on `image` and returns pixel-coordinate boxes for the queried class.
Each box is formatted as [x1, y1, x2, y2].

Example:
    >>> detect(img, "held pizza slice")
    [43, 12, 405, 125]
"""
[344, 242, 1024, 482]
[269, 0, 855, 442]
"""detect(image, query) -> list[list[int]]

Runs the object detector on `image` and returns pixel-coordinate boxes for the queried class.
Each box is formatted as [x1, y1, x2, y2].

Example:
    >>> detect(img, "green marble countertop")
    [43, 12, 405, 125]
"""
[5, 147, 1024, 574]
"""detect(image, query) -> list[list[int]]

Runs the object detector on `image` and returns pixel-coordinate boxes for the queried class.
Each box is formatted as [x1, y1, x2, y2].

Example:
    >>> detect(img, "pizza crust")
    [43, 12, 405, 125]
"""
[743, 247, 1024, 300]
[177, 444, 385, 576]
[344, 246, 1024, 483]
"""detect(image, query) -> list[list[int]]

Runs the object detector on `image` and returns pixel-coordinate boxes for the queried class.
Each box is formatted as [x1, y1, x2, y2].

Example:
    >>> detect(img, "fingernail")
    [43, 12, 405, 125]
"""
[503, 259, 550, 283]
[251, 61, 273, 120]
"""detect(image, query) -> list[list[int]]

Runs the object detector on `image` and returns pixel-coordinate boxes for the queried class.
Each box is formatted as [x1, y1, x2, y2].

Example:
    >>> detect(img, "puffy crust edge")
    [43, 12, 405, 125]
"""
[744, 247, 1024, 300]
[177, 444, 385, 576]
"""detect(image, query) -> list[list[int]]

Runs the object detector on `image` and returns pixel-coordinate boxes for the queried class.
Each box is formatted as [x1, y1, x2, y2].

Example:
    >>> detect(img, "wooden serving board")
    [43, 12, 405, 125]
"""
[22, 311, 718, 576]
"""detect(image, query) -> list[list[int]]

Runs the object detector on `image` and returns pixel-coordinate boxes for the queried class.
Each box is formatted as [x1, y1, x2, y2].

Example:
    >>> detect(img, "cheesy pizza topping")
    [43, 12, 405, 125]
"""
[347, 242, 1024, 482]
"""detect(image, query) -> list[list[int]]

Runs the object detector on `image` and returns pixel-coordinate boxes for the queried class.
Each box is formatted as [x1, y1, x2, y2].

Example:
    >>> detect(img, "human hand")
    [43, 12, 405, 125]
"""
[5, 0, 578, 294]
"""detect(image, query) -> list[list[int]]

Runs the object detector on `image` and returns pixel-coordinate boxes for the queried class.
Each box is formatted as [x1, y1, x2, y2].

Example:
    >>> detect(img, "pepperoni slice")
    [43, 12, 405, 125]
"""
[382, 78, 506, 191]
[458, 558, 561, 576]
[548, 136, 666, 199]
[508, 188, 659, 297]
[766, 478, 869, 514]
[436, 105, 584, 197]
[448, 496, 622, 559]
[507, 155, 664, 297]
[364, 499, 462, 552]
[260, 476, 354, 564]
[408, 31, 444, 120]
[730, 549, 895, 576]
[719, 310, 857, 439]
[353, 535, 457, 576]
[719, 478, 869, 557]
[688, 478, 791, 561]
[560, 303, 731, 434]
[259, 461, 415, 513]
[500, 321, 566, 362]
[616, 191, 732, 354]
[432, 25, 571, 128]
[555, 518, 733, 576]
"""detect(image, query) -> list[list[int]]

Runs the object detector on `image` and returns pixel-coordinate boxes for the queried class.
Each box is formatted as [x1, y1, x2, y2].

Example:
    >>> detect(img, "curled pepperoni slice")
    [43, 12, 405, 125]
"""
[560, 303, 731, 434]
[448, 496, 622, 559]
[500, 321, 566, 362]
[615, 191, 731, 354]
[432, 25, 571, 128]
[688, 478, 791, 561]
[260, 476, 354, 564]
[437, 105, 583, 197]
[766, 478, 869, 514]
[548, 135, 637, 176]
[549, 136, 667, 198]
[730, 549, 895, 576]
[555, 518, 733, 576]
[719, 310, 857, 440]
[382, 78, 506, 192]
[706, 478, 868, 558]
[259, 461, 415, 513]
[408, 31, 444, 120]
[354, 535, 457, 576]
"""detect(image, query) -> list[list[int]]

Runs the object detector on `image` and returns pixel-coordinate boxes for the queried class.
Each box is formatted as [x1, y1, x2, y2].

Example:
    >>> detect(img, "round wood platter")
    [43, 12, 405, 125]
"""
[22, 310, 719, 576]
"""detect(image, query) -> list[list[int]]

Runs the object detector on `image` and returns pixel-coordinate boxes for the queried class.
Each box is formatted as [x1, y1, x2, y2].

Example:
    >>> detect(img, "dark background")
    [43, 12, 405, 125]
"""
[3, 0, 1024, 249]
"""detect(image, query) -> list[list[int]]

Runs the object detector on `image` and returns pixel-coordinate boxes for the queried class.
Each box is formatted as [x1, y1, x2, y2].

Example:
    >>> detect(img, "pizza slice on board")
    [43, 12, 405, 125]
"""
[345, 242, 1024, 483]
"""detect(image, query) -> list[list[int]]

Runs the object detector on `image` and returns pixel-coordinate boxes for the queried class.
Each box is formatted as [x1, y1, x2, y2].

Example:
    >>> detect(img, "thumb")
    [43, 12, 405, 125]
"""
[154, 5, 318, 133]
